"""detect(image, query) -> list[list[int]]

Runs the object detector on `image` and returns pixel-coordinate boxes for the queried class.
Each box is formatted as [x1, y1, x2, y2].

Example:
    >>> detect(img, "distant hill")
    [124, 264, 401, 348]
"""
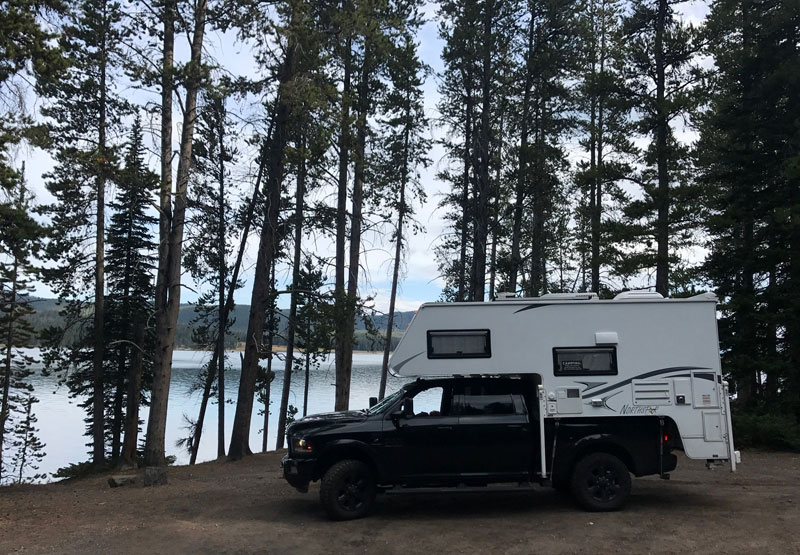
[25, 298, 415, 350]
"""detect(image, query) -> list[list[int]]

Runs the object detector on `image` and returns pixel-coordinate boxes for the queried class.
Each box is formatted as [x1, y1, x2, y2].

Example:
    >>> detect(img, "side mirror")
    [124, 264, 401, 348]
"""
[369, 396, 378, 408]
[402, 397, 414, 417]
[390, 398, 414, 428]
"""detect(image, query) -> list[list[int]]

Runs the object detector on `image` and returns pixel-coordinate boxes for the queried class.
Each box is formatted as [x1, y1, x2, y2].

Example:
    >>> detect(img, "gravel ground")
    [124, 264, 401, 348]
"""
[1, 449, 798, 554]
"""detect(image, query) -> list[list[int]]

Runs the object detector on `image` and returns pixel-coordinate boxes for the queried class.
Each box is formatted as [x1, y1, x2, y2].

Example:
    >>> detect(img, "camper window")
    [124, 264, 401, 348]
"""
[553, 347, 617, 376]
[427, 329, 491, 359]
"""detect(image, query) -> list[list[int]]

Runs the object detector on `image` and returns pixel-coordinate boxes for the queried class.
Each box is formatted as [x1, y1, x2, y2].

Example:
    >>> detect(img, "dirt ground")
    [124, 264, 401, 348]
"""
[1, 449, 798, 554]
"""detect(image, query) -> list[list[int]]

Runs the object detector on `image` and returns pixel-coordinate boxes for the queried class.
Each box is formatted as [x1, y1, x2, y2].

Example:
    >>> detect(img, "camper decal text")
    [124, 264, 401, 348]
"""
[620, 404, 659, 415]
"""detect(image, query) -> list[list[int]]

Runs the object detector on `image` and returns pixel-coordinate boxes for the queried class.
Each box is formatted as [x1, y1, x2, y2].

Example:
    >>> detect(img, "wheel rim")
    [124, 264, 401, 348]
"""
[584, 463, 622, 503]
[336, 472, 369, 512]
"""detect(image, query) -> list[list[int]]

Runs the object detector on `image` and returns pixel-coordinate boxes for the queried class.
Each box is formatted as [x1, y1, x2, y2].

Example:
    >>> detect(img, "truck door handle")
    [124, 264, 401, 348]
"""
[436, 426, 454, 431]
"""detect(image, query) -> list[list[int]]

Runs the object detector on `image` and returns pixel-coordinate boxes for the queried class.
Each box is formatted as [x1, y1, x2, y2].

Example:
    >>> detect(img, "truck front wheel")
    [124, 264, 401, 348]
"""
[570, 452, 631, 511]
[319, 459, 376, 520]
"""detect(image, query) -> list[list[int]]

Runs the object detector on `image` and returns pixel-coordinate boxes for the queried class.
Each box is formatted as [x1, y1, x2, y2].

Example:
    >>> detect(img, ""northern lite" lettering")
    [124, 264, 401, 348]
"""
[620, 404, 659, 415]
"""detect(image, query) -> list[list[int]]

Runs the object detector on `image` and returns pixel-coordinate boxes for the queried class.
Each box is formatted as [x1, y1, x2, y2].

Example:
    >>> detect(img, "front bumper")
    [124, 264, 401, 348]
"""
[281, 455, 316, 493]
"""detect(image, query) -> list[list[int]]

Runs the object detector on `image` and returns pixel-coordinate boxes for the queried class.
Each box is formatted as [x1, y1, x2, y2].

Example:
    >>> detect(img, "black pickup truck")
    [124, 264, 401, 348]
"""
[282, 375, 677, 520]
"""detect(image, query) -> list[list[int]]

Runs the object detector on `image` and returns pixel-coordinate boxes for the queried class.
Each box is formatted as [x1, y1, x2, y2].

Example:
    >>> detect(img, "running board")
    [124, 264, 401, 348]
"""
[385, 483, 538, 495]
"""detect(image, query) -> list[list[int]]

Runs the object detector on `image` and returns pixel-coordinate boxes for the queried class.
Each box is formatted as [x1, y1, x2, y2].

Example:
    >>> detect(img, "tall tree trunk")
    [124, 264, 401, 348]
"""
[91, 1, 109, 465]
[457, 68, 473, 302]
[489, 109, 502, 299]
[147, 0, 175, 468]
[510, 15, 536, 293]
[216, 102, 228, 459]
[303, 351, 310, 417]
[262, 260, 276, 453]
[121, 322, 144, 468]
[472, 1, 493, 302]
[145, 0, 207, 467]
[379, 124, 409, 400]
[110, 353, 125, 461]
[189, 136, 271, 462]
[338, 48, 371, 411]
[654, 0, 669, 296]
[229, 37, 297, 460]
[334, 35, 353, 411]
[276, 136, 306, 449]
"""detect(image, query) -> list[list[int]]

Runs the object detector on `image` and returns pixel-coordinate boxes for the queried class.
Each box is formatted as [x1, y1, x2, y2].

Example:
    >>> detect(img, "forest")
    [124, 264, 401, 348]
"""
[1, 0, 799, 484]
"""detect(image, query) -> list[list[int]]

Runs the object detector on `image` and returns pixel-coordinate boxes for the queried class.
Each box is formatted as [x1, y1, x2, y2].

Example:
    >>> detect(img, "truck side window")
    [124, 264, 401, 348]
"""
[455, 394, 519, 416]
[411, 386, 448, 416]
[553, 347, 618, 376]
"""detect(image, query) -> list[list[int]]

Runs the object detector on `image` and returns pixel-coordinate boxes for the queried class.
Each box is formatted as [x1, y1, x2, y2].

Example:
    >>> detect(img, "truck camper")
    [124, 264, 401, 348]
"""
[282, 291, 740, 520]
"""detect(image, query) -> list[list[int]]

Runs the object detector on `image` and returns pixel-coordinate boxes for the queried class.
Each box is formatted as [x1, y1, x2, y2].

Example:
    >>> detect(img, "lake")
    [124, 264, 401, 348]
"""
[17, 349, 408, 481]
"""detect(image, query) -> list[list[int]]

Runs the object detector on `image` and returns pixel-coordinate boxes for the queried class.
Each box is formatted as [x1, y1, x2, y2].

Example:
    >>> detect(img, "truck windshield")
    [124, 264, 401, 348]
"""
[365, 388, 405, 414]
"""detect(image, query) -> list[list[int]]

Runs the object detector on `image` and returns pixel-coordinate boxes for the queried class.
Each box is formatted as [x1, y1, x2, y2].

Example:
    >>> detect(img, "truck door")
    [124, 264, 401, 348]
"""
[454, 392, 533, 478]
[381, 384, 462, 482]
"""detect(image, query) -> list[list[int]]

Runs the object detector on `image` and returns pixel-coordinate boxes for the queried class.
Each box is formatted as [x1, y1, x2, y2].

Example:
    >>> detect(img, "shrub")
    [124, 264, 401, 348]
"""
[732, 412, 800, 452]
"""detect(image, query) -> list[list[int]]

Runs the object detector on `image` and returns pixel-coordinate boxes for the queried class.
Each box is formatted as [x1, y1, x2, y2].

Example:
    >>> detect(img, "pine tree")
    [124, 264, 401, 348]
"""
[0, 171, 45, 485]
[574, 0, 636, 294]
[620, 0, 704, 295]
[698, 0, 800, 417]
[9, 394, 46, 484]
[105, 117, 157, 466]
[38, 0, 130, 465]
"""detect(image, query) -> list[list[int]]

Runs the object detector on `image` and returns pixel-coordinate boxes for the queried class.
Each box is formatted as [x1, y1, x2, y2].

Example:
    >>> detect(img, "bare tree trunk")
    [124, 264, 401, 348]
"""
[471, 1, 493, 302]
[303, 352, 310, 417]
[276, 136, 306, 449]
[188, 137, 271, 463]
[654, 0, 669, 296]
[457, 69, 473, 302]
[334, 35, 353, 411]
[91, 0, 110, 465]
[262, 260, 276, 453]
[145, 0, 207, 468]
[229, 37, 297, 460]
[216, 102, 228, 459]
[121, 323, 144, 468]
[379, 124, 409, 400]
[338, 47, 371, 411]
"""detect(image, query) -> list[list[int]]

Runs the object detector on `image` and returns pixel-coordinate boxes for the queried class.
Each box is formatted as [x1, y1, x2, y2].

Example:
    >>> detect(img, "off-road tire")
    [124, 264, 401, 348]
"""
[570, 452, 631, 511]
[319, 459, 376, 520]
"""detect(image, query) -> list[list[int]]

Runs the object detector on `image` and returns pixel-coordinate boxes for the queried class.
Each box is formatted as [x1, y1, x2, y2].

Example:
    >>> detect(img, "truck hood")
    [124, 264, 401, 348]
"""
[288, 410, 369, 434]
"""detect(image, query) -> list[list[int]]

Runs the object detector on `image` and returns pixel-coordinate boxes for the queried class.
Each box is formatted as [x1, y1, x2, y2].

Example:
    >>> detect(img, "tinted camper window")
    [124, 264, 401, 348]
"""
[553, 347, 617, 376]
[427, 330, 491, 359]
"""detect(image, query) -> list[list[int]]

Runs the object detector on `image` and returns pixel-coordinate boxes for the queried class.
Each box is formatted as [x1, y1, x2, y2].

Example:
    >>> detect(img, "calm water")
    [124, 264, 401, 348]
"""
[19, 349, 408, 481]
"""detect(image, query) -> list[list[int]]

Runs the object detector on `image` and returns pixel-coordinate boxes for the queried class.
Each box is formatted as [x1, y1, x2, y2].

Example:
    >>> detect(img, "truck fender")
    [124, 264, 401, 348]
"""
[558, 433, 638, 478]
[314, 440, 381, 481]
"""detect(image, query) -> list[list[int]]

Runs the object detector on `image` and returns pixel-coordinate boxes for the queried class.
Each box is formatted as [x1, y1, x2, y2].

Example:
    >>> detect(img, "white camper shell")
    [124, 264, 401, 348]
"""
[389, 291, 739, 473]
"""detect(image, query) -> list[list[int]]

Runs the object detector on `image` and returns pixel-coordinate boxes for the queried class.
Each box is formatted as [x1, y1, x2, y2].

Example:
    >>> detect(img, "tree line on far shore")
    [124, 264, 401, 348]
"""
[1, 0, 799, 483]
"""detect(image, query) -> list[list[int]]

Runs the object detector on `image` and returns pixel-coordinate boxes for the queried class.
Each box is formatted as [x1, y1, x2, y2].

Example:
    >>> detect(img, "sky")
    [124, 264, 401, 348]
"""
[17, 0, 712, 315]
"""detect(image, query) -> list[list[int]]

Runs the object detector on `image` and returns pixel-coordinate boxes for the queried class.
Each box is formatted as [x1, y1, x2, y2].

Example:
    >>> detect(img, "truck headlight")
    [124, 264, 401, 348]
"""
[294, 437, 313, 453]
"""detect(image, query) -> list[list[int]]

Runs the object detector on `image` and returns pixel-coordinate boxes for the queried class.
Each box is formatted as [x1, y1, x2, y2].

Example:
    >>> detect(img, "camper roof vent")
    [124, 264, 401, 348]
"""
[613, 290, 664, 300]
[494, 292, 517, 300]
[539, 293, 599, 301]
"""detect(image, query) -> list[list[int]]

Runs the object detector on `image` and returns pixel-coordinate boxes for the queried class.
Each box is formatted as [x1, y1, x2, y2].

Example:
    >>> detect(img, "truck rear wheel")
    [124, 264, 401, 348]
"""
[570, 452, 631, 511]
[319, 459, 376, 520]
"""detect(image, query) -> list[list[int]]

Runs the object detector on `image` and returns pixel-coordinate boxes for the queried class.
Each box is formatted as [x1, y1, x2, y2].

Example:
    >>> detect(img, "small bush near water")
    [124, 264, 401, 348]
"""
[732, 413, 800, 452]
